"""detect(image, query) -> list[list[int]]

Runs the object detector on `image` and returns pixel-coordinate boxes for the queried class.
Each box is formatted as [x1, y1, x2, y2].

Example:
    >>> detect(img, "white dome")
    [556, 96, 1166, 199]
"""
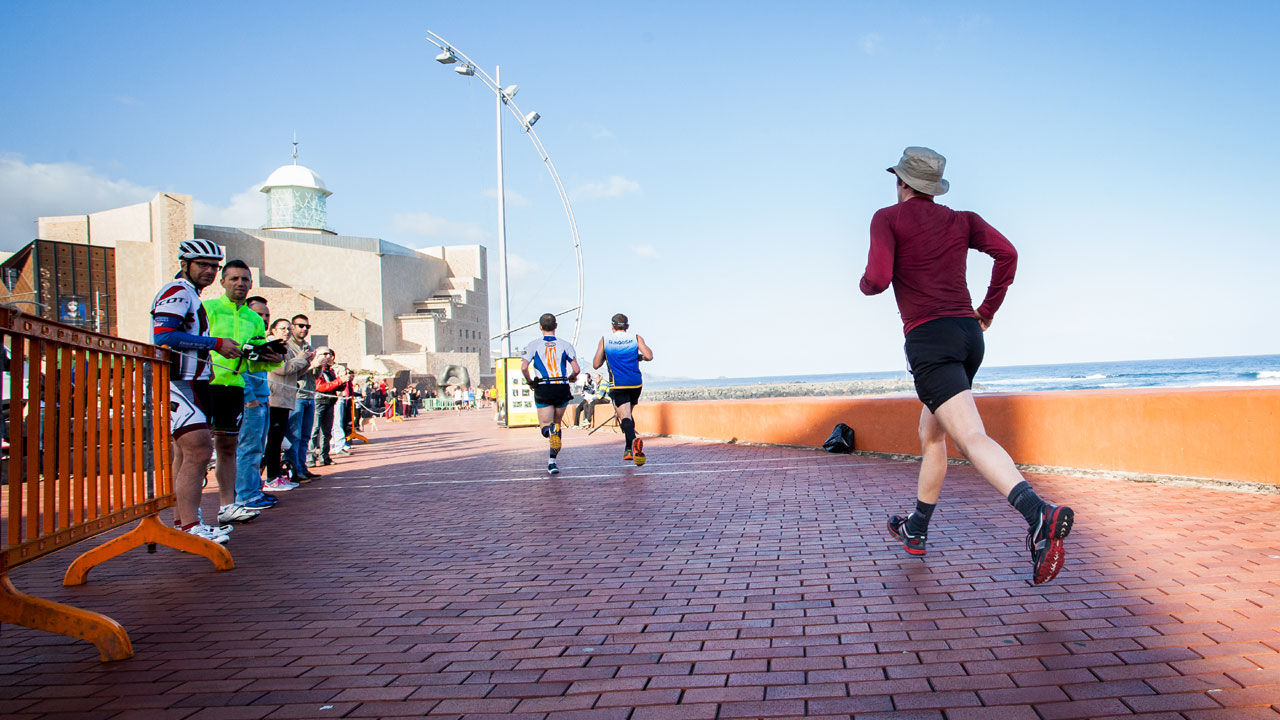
[260, 164, 332, 196]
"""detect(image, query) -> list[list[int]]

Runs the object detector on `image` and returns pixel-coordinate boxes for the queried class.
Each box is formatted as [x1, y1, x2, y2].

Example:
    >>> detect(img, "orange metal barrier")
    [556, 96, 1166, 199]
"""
[0, 309, 232, 661]
[613, 388, 1280, 485]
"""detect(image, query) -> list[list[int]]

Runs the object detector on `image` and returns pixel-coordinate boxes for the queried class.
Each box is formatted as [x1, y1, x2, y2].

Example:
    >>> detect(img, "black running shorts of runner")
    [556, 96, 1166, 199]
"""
[608, 387, 642, 407]
[208, 384, 246, 435]
[904, 316, 985, 413]
[533, 382, 573, 409]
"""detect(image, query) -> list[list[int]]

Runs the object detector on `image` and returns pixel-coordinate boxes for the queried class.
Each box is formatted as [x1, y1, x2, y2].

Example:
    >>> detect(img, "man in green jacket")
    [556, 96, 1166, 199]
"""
[203, 259, 282, 525]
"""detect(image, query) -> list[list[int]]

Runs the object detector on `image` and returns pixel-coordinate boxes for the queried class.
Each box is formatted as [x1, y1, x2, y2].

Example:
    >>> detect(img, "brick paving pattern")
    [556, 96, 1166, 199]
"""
[2, 410, 1279, 719]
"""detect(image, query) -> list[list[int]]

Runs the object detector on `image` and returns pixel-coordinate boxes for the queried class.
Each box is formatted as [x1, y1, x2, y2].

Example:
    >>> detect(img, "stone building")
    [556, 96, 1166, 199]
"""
[33, 160, 490, 383]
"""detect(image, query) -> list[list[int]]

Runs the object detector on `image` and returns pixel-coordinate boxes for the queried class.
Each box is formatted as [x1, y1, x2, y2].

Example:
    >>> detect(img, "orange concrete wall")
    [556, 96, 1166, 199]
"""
[629, 389, 1280, 485]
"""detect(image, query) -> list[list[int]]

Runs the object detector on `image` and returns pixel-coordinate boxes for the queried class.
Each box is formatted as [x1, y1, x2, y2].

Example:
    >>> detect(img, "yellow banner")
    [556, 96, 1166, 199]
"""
[496, 357, 539, 428]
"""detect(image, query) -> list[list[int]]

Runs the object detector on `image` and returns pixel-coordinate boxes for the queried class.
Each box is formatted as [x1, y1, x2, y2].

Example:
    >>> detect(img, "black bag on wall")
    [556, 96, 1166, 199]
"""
[823, 423, 855, 454]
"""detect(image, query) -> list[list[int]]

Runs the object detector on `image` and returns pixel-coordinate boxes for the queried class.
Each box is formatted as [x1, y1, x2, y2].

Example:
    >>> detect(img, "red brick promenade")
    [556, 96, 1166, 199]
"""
[3, 410, 1280, 719]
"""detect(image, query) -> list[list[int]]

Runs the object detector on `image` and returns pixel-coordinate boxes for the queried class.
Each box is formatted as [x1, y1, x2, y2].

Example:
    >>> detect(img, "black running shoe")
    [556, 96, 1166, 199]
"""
[547, 461, 559, 475]
[887, 514, 927, 557]
[1028, 503, 1074, 585]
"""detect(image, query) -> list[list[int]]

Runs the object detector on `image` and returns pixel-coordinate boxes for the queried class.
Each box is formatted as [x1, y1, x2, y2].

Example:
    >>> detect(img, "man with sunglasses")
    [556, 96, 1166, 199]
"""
[285, 314, 320, 479]
[150, 239, 242, 544]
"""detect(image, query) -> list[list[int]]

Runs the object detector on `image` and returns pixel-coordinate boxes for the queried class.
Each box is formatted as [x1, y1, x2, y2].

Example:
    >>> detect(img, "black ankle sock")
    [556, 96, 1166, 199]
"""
[1007, 481, 1046, 526]
[907, 500, 936, 535]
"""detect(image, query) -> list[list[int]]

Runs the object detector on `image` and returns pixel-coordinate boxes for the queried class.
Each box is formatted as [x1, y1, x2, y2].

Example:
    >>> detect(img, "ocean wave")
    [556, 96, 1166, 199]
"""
[1186, 378, 1280, 388]
[1083, 373, 1107, 379]
[1259, 371, 1280, 379]
[980, 375, 1101, 386]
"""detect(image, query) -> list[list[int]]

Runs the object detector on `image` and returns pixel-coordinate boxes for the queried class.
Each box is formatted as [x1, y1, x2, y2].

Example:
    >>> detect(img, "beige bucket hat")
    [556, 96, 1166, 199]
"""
[887, 146, 949, 196]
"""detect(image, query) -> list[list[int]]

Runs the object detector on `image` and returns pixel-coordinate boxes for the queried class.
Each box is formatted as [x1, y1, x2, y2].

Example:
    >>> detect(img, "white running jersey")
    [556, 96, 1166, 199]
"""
[523, 336, 577, 385]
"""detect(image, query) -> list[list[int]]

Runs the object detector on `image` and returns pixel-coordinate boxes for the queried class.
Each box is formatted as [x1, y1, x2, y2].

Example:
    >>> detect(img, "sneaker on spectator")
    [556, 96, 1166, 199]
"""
[263, 478, 295, 492]
[218, 503, 261, 524]
[243, 495, 277, 510]
[186, 524, 229, 544]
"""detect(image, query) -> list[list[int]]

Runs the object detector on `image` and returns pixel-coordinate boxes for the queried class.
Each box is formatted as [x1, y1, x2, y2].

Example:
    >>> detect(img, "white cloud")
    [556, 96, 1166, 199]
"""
[392, 211, 488, 244]
[633, 244, 657, 259]
[481, 187, 530, 207]
[504, 252, 538, 280]
[571, 175, 641, 201]
[860, 33, 882, 56]
[0, 155, 154, 250]
[194, 184, 265, 228]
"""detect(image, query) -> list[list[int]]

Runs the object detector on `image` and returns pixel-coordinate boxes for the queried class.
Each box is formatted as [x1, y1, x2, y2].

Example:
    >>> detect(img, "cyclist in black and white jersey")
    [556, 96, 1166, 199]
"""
[150, 239, 242, 544]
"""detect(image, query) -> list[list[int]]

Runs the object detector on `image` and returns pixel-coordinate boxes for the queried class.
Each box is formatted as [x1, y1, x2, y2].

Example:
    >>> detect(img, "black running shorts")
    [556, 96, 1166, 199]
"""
[608, 386, 642, 407]
[208, 384, 246, 435]
[904, 316, 984, 413]
[533, 382, 573, 409]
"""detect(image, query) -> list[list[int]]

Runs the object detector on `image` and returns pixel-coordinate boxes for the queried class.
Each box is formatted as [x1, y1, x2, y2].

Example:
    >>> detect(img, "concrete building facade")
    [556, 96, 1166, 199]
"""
[35, 162, 490, 383]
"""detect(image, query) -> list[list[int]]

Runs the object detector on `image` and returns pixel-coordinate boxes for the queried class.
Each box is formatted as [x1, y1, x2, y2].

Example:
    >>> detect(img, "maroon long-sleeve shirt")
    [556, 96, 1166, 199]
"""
[860, 197, 1018, 335]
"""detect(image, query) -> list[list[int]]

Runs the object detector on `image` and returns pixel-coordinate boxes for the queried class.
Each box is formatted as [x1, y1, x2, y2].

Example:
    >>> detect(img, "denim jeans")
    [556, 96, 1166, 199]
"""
[288, 397, 314, 470]
[235, 402, 268, 504]
[311, 401, 335, 463]
[331, 398, 349, 453]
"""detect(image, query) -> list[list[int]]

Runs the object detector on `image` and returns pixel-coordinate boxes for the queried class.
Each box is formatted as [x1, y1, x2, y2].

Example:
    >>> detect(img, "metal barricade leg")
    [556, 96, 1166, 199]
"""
[63, 514, 233, 586]
[0, 573, 133, 662]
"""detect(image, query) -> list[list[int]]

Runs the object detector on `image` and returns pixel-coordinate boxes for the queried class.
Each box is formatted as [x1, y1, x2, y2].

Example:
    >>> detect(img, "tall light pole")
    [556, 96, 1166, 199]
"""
[426, 31, 584, 355]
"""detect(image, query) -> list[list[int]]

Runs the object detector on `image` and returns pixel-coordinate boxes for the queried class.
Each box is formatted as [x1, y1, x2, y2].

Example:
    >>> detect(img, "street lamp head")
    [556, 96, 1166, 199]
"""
[501, 84, 519, 100]
[454, 63, 475, 76]
[523, 111, 540, 128]
[435, 48, 458, 64]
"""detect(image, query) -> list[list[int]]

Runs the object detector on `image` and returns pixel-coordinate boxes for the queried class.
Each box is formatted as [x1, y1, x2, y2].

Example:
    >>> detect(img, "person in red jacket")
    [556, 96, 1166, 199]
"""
[310, 348, 350, 466]
[861, 147, 1074, 585]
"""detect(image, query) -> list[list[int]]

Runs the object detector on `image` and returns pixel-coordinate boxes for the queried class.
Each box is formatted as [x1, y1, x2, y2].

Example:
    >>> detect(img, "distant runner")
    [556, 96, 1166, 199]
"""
[593, 313, 653, 466]
[522, 313, 580, 475]
[861, 147, 1074, 585]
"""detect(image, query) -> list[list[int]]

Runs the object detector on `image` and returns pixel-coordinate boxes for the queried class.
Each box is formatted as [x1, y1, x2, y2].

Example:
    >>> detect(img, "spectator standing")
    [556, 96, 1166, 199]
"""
[309, 348, 345, 466]
[204, 260, 280, 525]
[286, 315, 319, 479]
[265, 317, 311, 486]
[237, 296, 287, 506]
[150, 239, 241, 543]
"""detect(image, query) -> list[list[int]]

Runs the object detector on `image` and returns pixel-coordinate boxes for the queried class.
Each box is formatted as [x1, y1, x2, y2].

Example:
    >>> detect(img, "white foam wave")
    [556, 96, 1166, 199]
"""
[981, 375, 1103, 386]
[1083, 373, 1107, 379]
[1186, 378, 1280, 388]
[1259, 371, 1280, 379]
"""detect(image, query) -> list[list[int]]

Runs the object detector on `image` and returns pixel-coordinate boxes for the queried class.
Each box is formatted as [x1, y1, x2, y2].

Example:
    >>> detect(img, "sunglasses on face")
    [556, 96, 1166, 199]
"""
[192, 260, 222, 271]
[293, 323, 310, 328]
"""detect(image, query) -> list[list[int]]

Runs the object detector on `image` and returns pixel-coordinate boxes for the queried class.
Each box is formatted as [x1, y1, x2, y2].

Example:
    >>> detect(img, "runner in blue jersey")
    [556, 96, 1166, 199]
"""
[592, 313, 654, 465]
[521, 313, 581, 475]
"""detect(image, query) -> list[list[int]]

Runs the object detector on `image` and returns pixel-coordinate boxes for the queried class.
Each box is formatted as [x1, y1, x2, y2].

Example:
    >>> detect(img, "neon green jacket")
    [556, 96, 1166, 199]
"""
[202, 295, 281, 387]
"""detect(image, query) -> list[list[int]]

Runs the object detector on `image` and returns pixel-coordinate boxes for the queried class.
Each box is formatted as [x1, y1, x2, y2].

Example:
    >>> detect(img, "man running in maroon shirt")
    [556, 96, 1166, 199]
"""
[861, 146, 1074, 585]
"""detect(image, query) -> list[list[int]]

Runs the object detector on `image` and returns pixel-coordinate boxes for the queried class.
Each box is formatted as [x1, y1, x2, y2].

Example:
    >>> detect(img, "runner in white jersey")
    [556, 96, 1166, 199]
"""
[593, 313, 654, 465]
[521, 313, 581, 475]
[150, 238, 241, 544]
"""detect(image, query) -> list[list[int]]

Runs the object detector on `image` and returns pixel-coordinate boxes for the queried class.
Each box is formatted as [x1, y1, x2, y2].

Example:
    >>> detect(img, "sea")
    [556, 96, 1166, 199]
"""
[647, 354, 1280, 394]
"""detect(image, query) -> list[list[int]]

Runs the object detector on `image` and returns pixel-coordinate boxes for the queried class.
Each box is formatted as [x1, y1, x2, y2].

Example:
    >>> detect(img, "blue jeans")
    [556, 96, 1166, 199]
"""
[288, 397, 315, 470]
[235, 403, 268, 504]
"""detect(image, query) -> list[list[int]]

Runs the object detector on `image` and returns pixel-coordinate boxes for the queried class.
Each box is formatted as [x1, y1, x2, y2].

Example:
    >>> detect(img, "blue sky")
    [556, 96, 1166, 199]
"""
[2, 2, 1277, 378]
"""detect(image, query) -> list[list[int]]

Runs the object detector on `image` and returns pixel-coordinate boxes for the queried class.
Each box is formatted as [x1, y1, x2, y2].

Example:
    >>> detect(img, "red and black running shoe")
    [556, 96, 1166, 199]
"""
[1028, 503, 1074, 585]
[887, 514, 927, 557]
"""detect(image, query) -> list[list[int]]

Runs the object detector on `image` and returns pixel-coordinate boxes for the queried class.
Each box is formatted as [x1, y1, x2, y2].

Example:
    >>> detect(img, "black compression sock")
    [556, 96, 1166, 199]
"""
[1007, 481, 1047, 526]
[620, 418, 636, 449]
[906, 500, 936, 535]
[541, 425, 551, 438]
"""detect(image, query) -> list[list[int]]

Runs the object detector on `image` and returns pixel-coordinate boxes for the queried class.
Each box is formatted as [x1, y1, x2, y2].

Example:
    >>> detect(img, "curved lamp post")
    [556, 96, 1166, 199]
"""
[426, 30, 585, 354]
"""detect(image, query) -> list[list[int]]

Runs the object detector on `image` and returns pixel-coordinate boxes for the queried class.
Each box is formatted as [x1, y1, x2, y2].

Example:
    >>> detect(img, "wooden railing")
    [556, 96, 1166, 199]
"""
[0, 308, 232, 661]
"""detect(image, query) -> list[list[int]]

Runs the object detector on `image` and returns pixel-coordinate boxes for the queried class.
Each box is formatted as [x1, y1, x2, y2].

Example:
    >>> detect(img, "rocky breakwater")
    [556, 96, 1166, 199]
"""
[644, 378, 928, 402]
